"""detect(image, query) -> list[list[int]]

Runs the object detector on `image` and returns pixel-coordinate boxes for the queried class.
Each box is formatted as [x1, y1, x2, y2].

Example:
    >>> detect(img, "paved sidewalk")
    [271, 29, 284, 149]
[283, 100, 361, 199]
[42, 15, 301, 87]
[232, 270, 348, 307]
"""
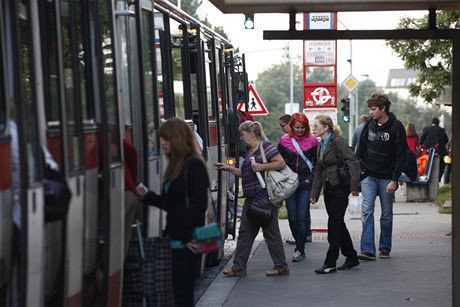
[197, 191, 452, 307]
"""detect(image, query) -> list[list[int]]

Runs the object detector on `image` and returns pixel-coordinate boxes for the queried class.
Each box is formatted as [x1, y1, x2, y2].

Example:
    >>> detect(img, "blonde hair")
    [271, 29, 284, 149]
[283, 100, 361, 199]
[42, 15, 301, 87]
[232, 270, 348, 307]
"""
[158, 117, 205, 182]
[239, 121, 267, 141]
[315, 115, 340, 136]
[406, 122, 417, 137]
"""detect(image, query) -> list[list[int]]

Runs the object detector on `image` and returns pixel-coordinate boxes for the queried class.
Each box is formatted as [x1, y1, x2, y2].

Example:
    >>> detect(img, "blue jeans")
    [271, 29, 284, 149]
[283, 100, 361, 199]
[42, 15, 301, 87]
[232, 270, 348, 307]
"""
[286, 181, 311, 254]
[360, 176, 394, 255]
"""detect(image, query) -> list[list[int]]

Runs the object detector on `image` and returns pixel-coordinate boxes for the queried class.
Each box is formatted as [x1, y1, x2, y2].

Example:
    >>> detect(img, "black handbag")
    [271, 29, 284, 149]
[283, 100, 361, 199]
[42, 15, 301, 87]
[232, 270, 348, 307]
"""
[333, 140, 352, 189]
[246, 198, 273, 226]
[44, 164, 72, 223]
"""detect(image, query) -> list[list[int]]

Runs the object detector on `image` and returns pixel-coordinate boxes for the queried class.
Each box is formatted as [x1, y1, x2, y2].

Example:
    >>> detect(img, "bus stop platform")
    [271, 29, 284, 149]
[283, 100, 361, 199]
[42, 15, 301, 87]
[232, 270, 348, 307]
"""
[196, 190, 452, 307]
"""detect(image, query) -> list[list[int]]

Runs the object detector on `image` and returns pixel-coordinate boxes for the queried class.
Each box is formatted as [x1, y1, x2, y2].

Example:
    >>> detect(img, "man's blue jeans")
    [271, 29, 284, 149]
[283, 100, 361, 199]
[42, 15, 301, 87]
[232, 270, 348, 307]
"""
[360, 176, 394, 255]
[286, 181, 311, 254]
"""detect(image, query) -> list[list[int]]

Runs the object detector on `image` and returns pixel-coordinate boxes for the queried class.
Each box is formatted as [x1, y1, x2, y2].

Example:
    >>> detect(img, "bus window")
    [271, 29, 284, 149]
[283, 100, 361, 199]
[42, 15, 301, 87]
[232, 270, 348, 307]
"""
[61, 0, 83, 172]
[0, 41, 5, 134]
[205, 49, 214, 122]
[154, 10, 165, 120]
[76, 0, 93, 124]
[98, 0, 121, 163]
[38, 0, 60, 125]
[18, 0, 41, 183]
[169, 18, 185, 118]
[142, 9, 158, 156]
[216, 47, 226, 145]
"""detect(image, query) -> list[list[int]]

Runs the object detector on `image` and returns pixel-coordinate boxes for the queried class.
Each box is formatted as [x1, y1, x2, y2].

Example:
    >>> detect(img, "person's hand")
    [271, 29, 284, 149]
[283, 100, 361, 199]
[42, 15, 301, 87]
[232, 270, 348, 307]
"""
[135, 183, 148, 198]
[386, 180, 398, 193]
[186, 240, 198, 254]
[310, 197, 317, 204]
[215, 162, 227, 171]
[251, 162, 262, 173]
[351, 191, 359, 197]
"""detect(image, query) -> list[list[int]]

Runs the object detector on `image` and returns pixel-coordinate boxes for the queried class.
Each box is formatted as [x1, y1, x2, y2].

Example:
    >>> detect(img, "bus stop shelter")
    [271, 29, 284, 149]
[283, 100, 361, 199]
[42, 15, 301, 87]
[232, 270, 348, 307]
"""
[209, 1, 460, 305]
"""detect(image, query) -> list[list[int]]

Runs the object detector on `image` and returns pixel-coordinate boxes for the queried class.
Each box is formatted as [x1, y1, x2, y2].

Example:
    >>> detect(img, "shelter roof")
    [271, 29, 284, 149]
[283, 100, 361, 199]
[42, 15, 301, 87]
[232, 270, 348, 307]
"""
[209, 0, 460, 14]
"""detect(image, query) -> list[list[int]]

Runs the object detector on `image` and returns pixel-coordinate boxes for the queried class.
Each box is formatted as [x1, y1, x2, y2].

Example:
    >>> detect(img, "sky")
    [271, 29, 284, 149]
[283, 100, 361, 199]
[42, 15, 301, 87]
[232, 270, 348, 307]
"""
[197, 3, 426, 87]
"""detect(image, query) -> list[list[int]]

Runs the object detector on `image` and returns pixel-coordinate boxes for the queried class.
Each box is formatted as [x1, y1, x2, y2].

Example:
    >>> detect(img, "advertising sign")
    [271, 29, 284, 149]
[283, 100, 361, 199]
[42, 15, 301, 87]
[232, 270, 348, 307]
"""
[304, 86, 337, 108]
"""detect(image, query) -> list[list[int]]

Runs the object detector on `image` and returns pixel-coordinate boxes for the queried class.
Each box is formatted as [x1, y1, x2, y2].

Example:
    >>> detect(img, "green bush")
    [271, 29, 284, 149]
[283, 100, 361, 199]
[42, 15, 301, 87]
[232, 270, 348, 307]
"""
[437, 185, 452, 214]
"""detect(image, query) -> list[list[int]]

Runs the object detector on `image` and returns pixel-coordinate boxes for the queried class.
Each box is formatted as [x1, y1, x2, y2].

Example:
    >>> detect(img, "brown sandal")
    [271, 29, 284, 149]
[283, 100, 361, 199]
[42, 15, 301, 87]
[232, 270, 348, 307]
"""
[222, 267, 247, 277]
[265, 267, 290, 276]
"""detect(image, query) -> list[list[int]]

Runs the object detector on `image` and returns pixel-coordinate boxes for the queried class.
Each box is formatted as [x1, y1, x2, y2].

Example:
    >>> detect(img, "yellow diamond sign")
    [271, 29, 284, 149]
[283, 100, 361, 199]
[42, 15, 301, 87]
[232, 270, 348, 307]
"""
[343, 75, 359, 92]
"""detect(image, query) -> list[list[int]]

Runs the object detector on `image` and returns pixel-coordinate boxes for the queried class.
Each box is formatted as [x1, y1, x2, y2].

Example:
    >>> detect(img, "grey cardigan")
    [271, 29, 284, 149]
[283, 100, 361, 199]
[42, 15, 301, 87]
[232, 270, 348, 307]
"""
[311, 136, 361, 200]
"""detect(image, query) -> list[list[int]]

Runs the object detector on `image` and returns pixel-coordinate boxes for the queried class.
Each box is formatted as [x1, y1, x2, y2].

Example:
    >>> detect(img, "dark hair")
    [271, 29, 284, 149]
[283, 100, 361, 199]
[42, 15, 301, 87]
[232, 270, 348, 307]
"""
[367, 92, 391, 114]
[278, 114, 291, 125]
[288, 112, 310, 137]
[432, 117, 440, 125]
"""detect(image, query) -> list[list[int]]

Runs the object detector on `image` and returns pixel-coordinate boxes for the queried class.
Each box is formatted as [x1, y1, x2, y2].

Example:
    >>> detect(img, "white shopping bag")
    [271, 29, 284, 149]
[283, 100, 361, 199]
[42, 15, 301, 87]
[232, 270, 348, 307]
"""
[347, 193, 362, 220]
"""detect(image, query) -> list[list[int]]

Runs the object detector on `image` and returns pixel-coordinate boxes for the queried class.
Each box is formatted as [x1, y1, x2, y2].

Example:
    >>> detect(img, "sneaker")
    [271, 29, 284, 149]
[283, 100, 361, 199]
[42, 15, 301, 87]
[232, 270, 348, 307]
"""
[292, 251, 305, 262]
[222, 267, 247, 277]
[358, 252, 376, 261]
[306, 236, 313, 243]
[315, 265, 337, 274]
[338, 259, 360, 271]
[379, 249, 390, 258]
[285, 238, 296, 245]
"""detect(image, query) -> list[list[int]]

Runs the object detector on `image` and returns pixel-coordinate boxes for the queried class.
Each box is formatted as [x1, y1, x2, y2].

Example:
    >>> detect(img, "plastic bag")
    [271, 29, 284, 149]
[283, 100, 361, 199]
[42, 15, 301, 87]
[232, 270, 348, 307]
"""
[347, 193, 362, 220]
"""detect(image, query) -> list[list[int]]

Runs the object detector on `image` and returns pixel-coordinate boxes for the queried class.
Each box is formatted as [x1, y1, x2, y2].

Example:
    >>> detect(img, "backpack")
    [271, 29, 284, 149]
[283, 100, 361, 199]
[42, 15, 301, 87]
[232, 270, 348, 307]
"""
[44, 163, 72, 223]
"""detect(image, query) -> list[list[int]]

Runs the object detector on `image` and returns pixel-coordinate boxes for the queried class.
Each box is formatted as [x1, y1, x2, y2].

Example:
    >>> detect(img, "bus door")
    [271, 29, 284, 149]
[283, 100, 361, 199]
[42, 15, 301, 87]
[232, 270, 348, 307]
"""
[93, 1, 124, 306]
[136, 0, 161, 236]
[0, 6, 12, 306]
[4, 1, 46, 306]
[214, 39, 231, 241]
[39, 0, 87, 305]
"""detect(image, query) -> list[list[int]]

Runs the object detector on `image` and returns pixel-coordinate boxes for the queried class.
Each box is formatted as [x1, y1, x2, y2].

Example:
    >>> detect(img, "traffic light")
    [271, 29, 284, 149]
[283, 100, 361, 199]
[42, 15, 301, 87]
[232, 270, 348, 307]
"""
[244, 13, 254, 29]
[340, 98, 350, 122]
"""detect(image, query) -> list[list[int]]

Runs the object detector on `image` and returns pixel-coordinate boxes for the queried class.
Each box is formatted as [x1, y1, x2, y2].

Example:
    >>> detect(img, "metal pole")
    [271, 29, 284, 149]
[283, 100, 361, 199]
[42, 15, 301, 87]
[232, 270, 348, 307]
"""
[289, 41, 294, 113]
[347, 39, 353, 145]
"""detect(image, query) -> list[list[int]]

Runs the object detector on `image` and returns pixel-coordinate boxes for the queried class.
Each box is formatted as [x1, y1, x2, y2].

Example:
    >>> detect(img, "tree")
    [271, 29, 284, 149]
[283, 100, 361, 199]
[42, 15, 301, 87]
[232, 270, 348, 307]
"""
[386, 11, 460, 103]
[168, 0, 229, 40]
[254, 62, 303, 142]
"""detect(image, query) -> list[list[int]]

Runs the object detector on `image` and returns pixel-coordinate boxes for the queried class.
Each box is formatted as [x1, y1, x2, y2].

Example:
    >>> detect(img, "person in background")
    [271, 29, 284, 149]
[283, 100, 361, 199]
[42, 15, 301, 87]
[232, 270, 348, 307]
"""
[405, 122, 419, 157]
[277, 113, 317, 262]
[136, 117, 209, 307]
[278, 114, 292, 134]
[351, 115, 368, 153]
[217, 121, 289, 277]
[356, 93, 406, 260]
[419, 117, 449, 181]
[310, 115, 361, 274]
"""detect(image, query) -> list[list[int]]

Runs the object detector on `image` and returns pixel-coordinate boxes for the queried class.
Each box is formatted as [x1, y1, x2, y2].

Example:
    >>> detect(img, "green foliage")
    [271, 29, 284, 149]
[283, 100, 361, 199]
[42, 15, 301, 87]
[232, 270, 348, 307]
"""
[168, 0, 229, 40]
[254, 62, 303, 143]
[386, 11, 460, 103]
[385, 92, 451, 135]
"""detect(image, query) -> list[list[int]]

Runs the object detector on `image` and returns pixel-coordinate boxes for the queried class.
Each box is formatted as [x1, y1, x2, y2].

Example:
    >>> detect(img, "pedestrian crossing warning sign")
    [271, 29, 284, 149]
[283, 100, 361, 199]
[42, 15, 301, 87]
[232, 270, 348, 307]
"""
[237, 84, 269, 115]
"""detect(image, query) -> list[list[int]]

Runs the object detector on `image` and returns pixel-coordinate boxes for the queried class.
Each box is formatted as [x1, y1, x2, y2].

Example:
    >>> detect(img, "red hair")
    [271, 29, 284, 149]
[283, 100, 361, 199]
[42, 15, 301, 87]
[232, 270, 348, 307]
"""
[288, 112, 310, 137]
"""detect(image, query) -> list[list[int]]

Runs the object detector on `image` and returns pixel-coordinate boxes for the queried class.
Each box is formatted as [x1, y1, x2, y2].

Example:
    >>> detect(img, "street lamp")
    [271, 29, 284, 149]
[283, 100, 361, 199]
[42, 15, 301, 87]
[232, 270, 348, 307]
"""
[338, 19, 354, 144]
